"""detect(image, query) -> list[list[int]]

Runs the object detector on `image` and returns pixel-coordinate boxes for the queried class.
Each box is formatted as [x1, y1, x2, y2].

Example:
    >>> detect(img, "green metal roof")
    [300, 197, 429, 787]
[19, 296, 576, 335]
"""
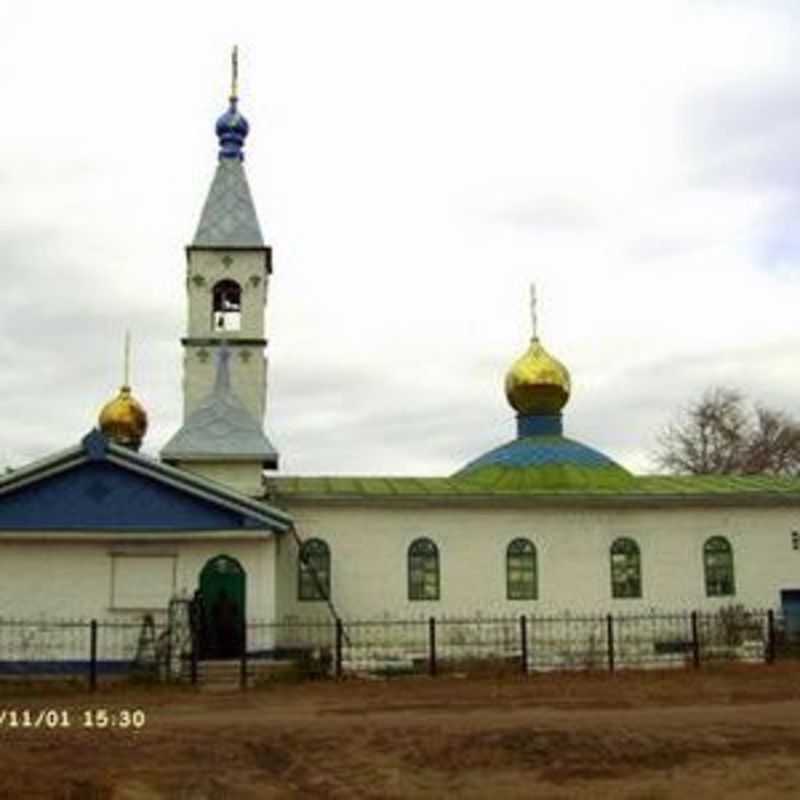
[266, 474, 800, 502]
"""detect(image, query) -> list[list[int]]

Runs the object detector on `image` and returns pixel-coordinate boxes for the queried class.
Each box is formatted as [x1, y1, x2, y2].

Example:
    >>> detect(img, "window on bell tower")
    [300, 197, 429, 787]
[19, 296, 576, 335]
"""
[212, 279, 242, 332]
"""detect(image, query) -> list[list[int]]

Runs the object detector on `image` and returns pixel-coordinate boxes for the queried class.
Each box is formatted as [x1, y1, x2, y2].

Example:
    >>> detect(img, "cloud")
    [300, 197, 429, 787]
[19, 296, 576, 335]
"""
[490, 193, 598, 232]
[1, 2, 800, 485]
[569, 337, 800, 474]
[683, 80, 800, 192]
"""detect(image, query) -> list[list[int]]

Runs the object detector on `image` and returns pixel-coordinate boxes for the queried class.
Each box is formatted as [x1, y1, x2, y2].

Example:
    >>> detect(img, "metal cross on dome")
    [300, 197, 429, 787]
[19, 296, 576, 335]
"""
[230, 45, 239, 102]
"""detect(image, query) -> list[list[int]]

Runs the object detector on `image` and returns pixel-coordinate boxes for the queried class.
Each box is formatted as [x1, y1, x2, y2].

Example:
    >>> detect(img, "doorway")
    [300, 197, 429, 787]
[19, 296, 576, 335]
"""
[197, 555, 246, 659]
[781, 589, 800, 646]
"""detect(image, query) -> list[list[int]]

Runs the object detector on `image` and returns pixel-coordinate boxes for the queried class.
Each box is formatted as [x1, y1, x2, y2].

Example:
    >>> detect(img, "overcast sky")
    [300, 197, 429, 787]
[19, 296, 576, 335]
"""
[2, 1, 800, 476]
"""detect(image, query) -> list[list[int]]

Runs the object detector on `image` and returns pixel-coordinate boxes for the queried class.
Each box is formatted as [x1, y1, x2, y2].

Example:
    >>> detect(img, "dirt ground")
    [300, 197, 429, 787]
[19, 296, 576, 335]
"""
[2, 664, 800, 798]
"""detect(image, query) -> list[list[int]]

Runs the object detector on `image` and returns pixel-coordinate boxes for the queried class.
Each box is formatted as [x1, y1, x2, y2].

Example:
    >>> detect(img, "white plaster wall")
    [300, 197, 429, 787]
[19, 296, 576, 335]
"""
[274, 528, 296, 618]
[0, 536, 278, 622]
[186, 250, 268, 339]
[182, 348, 267, 424]
[179, 461, 264, 498]
[277, 502, 800, 620]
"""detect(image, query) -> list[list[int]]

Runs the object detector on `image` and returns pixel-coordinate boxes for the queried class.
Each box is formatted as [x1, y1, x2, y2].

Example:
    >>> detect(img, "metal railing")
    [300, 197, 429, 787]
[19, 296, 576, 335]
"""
[246, 608, 784, 681]
[0, 607, 795, 690]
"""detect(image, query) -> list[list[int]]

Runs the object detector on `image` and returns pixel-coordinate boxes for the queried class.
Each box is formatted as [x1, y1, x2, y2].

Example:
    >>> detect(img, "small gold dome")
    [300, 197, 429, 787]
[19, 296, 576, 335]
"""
[505, 337, 571, 415]
[98, 385, 148, 449]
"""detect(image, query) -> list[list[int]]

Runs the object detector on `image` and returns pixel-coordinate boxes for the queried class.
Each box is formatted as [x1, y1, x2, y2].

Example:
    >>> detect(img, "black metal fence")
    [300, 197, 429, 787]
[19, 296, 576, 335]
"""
[0, 616, 173, 690]
[0, 607, 796, 690]
[250, 607, 788, 682]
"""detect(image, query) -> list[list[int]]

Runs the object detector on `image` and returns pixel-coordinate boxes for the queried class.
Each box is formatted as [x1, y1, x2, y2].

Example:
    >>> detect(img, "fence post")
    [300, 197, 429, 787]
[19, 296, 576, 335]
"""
[520, 615, 528, 676]
[606, 614, 615, 673]
[690, 611, 701, 669]
[335, 619, 343, 679]
[767, 609, 776, 665]
[165, 630, 172, 683]
[428, 617, 437, 677]
[190, 623, 199, 686]
[89, 619, 98, 693]
[239, 623, 248, 691]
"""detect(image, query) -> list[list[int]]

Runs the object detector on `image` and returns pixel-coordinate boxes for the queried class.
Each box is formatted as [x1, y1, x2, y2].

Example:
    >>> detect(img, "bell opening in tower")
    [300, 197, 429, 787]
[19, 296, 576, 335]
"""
[212, 279, 242, 332]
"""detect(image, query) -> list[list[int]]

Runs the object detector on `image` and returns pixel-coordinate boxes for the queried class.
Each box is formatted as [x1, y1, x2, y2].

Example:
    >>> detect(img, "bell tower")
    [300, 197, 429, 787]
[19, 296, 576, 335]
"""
[162, 49, 278, 493]
[182, 47, 271, 428]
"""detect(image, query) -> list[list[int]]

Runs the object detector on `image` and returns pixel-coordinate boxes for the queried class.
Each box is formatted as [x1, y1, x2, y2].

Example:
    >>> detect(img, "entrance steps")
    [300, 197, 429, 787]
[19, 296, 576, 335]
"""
[182, 658, 298, 689]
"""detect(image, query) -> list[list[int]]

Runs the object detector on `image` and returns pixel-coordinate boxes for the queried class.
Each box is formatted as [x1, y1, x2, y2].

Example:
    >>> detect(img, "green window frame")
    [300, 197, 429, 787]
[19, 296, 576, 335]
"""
[408, 538, 440, 601]
[507, 538, 538, 600]
[704, 536, 735, 597]
[298, 538, 331, 601]
[610, 538, 641, 599]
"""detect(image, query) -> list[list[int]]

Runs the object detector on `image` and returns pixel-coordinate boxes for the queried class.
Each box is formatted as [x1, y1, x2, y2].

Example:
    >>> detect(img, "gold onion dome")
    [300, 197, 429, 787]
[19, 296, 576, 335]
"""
[504, 337, 571, 415]
[98, 385, 148, 449]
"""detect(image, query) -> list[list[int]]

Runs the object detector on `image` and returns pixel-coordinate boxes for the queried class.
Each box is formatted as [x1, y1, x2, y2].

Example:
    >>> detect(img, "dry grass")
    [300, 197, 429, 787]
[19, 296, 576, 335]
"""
[2, 663, 800, 798]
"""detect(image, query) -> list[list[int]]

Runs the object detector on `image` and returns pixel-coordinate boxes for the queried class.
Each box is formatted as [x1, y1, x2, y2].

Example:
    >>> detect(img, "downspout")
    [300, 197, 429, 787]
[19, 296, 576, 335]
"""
[290, 524, 351, 645]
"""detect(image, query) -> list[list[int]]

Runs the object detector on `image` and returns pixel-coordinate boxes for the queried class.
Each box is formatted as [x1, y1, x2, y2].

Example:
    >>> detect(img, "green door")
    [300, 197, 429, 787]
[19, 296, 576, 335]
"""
[198, 555, 246, 659]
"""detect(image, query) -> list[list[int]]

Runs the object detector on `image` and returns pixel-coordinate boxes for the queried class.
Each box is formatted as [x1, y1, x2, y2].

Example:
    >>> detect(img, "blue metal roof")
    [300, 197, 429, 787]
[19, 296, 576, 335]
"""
[0, 430, 291, 532]
[454, 433, 633, 491]
[460, 435, 622, 470]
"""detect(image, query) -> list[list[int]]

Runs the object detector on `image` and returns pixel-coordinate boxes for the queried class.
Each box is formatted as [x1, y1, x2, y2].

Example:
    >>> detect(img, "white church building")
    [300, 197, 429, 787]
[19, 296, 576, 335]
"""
[2, 71, 800, 662]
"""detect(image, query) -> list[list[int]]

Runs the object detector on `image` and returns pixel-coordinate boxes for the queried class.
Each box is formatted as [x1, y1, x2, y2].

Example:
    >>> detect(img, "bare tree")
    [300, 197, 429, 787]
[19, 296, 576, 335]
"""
[653, 387, 800, 476]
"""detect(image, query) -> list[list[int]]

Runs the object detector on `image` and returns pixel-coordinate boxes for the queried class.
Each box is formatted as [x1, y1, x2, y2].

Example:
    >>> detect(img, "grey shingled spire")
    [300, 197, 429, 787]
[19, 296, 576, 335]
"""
[161, 346, 278, 467]
[192, 70, 265, 248]
[192, 159, 265, 247]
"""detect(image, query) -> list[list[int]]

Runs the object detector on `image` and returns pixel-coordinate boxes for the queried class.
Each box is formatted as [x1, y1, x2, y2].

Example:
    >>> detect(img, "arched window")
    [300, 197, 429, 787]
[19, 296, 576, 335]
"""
[408, 538, 440, 601]
[507, 538, 537, 600]
[610, 538, 641, 598]
[298, 539, 331, 601]
[212, 279, 242, 332]
[704, 537, 735, 597]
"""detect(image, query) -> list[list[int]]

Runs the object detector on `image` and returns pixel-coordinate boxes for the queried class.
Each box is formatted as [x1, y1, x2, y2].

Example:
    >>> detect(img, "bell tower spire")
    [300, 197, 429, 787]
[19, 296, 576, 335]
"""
[166, 50, 278, 490]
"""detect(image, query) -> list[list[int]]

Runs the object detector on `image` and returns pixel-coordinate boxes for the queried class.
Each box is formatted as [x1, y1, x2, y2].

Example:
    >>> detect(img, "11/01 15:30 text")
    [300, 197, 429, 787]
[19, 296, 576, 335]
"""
[0, 708, 146, 729]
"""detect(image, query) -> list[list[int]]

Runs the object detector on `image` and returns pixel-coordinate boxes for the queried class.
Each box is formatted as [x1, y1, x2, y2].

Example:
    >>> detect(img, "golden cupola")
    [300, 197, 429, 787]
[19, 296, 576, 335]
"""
[504, 336, 571, 416]
[99, 385, 148, 450]
[98, 334, 148, 450]
[455, 285, 632, 490]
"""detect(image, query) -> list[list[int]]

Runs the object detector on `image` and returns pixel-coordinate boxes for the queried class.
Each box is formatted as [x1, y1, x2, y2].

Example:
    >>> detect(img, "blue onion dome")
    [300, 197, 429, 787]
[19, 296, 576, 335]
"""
[454, 333, 632, 491]
[216, 98, 250, 160]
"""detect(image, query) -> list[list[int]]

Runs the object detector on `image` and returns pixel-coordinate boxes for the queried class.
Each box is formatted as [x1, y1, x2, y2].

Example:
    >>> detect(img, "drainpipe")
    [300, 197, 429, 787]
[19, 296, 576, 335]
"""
[289, 524, 351, 645]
